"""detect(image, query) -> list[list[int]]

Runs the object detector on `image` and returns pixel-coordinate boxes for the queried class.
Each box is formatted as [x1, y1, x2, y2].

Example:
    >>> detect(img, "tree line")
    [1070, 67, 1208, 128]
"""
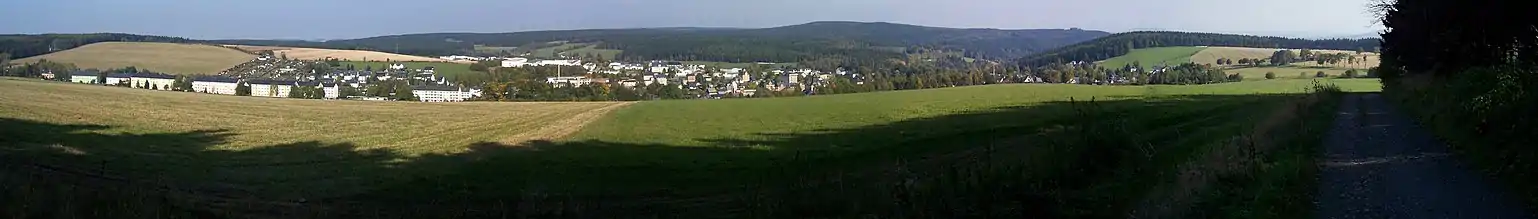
[1375, 0, 1538, 200]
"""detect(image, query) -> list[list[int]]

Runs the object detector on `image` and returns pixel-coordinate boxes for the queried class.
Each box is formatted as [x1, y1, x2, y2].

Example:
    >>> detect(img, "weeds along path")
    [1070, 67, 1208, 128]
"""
[1316, 94, 1531, 219]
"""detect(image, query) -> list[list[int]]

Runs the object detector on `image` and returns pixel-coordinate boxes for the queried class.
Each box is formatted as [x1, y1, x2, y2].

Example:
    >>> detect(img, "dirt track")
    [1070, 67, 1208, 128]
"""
[1316, 94, 1532, 219]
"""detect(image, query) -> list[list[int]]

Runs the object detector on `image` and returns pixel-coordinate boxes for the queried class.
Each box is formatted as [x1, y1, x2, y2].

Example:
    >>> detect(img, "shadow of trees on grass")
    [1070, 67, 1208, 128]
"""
[2, 93, 1299, 218]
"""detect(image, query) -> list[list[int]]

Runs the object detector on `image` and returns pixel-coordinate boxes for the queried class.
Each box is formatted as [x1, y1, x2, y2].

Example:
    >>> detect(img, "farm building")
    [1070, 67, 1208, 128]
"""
[247, 79, 295, 98]
[411, 85, 478, 102]
[130, 73, 177, 90]
[192, 76, 240, 95]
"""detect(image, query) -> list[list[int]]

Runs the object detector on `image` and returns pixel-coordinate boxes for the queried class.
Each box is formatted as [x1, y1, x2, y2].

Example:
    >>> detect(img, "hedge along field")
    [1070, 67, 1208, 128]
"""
[0, 78, 629, 202]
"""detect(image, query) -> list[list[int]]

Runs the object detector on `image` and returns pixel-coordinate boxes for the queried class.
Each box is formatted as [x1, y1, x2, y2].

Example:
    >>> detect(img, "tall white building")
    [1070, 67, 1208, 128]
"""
[412, 85, 478, 102]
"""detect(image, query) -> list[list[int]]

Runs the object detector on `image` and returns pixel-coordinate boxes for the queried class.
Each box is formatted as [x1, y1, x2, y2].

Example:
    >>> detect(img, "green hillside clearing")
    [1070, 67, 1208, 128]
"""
[1097, 47, 1206, 69]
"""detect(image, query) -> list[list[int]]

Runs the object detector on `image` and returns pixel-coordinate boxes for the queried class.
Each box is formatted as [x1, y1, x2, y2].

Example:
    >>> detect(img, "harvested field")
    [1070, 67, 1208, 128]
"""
[17, 42, 255, 75]
[222, 45, 472, 64]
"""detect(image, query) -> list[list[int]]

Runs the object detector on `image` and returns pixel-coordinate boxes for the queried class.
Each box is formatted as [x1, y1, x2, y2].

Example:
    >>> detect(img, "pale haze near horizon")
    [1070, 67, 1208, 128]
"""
[1, 0, 1382, 40]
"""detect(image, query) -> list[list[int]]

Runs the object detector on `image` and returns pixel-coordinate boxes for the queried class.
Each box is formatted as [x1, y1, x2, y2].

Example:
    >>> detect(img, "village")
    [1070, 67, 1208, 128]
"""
[49, 52, 888, 102]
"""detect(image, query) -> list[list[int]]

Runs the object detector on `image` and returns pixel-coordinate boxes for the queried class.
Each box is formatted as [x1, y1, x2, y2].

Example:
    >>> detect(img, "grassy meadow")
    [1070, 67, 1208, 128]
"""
[0, 78, 625, 202]
[0, 76, 1373, 217]
[1097, 46, 1205, 69]
[364, 78, 1372, 217]
[17, 42, 255, 75]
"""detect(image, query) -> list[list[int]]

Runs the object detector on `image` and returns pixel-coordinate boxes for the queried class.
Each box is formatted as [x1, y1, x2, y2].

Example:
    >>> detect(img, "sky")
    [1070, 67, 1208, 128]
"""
[0, 0, 1384, 40]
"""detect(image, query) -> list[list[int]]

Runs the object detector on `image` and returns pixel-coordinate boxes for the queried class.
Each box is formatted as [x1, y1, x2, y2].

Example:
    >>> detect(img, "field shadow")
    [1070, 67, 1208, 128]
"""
[1, 93, 1302, 218]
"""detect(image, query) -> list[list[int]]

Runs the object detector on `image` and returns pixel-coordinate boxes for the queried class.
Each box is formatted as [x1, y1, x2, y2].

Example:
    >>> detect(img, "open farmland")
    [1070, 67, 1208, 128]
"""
[1191, 46, 1381, 69]
[359, 78, 1370, 217]
[0, 78, 628, 204]
[0, 76, 1372, 217]
[1097, 46, 1205, 69]
[223, 45, 471, 63]
[15, 42, 255, 75]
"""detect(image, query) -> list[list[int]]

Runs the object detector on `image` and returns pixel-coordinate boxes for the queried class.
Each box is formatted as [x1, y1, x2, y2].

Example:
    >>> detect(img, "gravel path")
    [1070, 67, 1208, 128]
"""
[1316, 94, 1531, 219]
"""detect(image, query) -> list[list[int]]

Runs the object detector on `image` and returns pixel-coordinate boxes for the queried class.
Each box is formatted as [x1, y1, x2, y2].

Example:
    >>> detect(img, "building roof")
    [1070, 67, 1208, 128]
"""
[106, 73, 135, 78]
[71, 70, 100, 76]
[246, 79, 297, 85]
[295, 81, 320, 87]
[131, 72, 177, 79]
[193, 76, 239, 83]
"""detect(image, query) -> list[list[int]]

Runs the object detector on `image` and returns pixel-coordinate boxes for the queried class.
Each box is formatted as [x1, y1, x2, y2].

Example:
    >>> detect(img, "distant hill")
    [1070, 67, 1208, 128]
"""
[1016, 31, 1379, 67]
[211, 21, 1111, 63]
[17, 42, 254, 75]
[0, 33, 194, 59]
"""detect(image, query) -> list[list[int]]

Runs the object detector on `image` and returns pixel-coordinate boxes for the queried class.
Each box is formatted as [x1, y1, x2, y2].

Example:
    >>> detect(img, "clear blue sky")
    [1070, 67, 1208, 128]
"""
[1, 0, 1383, 40]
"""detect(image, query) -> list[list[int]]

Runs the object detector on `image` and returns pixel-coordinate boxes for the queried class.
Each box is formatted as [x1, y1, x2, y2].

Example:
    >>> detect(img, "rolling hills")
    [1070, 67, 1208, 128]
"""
[15, 42, 255, 75]
[1, 76, 1378, 217]
[0, 33, 195, 59]
[225, 45, 464, 63]
[214, 21, 1111, 63]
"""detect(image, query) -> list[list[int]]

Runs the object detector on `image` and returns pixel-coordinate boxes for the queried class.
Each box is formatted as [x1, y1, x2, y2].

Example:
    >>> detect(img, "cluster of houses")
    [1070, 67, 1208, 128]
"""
[64, 69, 481, 102]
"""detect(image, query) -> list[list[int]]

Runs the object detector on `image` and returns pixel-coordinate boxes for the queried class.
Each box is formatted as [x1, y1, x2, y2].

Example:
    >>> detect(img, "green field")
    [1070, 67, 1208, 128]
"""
[1, 77, 1372, 217]
[15, 42, 255, 75]
[561, 44, 623, 60]
[1098, 47, 1206, 69]
[372, 78, 1373, 216]
[340, 61, 486, 81]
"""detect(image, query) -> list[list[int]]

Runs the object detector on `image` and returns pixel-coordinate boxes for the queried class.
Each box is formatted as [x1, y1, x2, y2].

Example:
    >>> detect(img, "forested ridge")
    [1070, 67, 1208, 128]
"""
[212, 21, 1109, 63]
[1015, 31, 1379, 67]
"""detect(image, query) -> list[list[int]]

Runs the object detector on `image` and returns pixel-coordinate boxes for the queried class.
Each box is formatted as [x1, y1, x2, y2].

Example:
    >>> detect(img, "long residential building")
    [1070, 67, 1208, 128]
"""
[130, 73, 177, 90]
[411, 85, 479, 102]
[191, 76, 240, 95]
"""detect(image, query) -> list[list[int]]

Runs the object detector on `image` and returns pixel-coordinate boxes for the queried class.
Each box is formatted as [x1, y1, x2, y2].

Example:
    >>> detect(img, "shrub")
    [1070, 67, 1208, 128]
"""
[1343, 69, 1360, 78]
[1315, 71, 1327, 78]
[1265, 72, 1276, 79]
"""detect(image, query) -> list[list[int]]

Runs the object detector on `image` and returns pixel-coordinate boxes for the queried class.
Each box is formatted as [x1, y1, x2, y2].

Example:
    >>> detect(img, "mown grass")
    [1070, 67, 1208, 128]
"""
[1098, 46, 1206, 69]
[16, 42, 255, 75]
[0, 78, 622, 204]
